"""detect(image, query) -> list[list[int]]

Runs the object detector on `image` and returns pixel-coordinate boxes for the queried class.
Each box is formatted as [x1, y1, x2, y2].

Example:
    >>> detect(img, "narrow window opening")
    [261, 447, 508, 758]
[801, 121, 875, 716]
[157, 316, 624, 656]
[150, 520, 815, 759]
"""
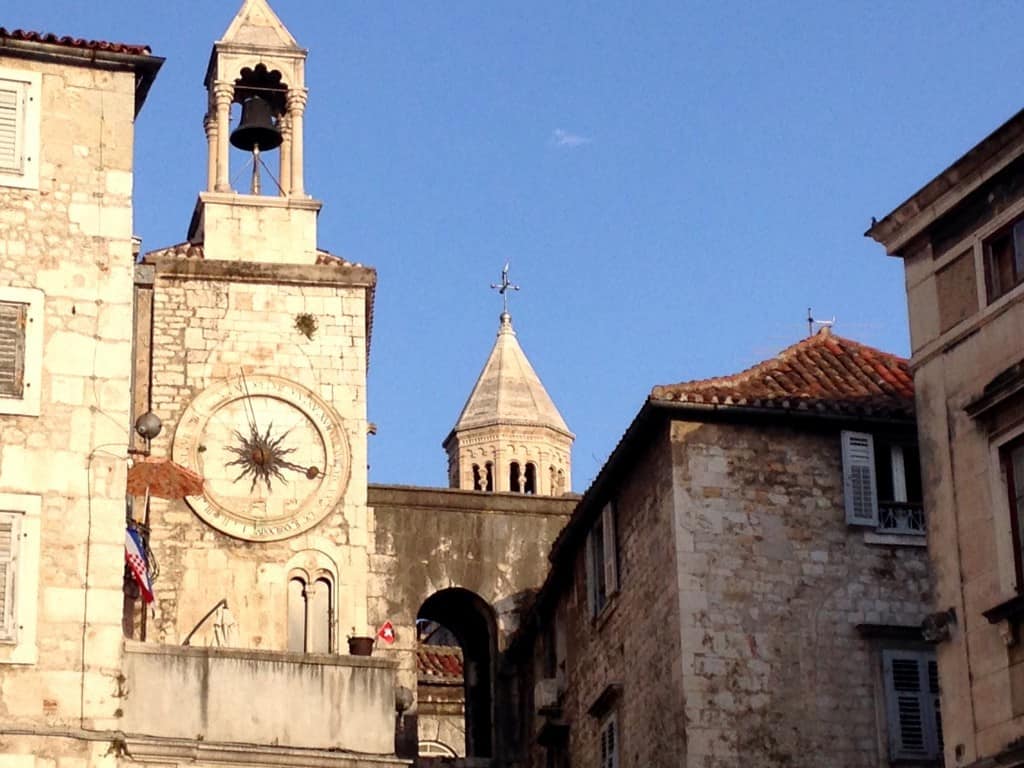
[472, 463, 483, 491]
[510, 461, 522, 493]
[288, 574, 334, 653]
[485, 462, 494, 492]
[524, 463, 537, 494]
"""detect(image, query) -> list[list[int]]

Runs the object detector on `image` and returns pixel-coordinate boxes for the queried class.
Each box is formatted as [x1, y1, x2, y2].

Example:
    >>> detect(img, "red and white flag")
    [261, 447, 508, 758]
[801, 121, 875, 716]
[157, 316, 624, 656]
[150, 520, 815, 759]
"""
[125, 526, 154, 604]
[378, 621, 396, 644]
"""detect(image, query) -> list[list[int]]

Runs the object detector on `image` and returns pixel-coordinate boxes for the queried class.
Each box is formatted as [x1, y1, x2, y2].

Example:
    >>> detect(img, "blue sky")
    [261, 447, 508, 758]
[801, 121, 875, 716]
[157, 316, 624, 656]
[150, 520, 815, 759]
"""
[11, 2, 1024, 490]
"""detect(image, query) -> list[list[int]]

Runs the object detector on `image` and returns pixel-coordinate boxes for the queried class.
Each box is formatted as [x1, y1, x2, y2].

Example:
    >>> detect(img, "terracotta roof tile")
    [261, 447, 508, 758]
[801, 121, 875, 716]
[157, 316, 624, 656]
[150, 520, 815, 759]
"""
[0, 28, 150, 56]
[417, 644, 464, 684]
[651, 328, 914, 419]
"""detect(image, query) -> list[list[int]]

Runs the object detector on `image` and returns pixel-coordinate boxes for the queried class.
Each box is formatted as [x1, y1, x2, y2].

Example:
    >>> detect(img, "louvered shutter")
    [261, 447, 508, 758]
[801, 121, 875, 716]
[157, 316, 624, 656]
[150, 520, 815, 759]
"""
[842, 431, 879, 525]
[883, 650, 941, 761]
[602, 503, 618, 595]
[929, 659, 944, 755]
[0, 514, 19, 642]
[0, 302, 26, 398]
[0, 82, 22, 173]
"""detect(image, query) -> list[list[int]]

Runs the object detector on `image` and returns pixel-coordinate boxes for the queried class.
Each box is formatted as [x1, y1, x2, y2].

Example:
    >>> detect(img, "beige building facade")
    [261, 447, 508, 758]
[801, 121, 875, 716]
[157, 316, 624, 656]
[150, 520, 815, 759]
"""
[0, 24, 161, 767]
[869, 109, 1024, 767]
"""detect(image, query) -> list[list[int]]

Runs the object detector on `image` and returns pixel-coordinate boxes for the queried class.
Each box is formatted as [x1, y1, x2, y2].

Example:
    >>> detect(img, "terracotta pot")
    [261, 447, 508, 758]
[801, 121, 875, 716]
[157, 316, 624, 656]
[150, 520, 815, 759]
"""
[348, 636, 374, 656]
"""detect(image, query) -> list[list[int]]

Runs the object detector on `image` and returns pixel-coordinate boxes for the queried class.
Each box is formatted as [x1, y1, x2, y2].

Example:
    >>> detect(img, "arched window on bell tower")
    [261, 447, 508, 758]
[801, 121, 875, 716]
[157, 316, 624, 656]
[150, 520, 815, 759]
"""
[510, 461, 522, 493]
[524, 463, 537, 495]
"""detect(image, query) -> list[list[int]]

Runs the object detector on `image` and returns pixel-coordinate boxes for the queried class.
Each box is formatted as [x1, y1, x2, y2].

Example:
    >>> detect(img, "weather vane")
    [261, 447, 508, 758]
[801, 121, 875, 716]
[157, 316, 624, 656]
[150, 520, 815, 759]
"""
[491, 262, 520, 314]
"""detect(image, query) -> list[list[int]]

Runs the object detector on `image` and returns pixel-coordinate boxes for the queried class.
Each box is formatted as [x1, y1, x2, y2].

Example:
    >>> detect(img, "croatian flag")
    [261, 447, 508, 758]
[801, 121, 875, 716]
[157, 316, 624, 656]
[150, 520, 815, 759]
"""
[125, 527, 154, 604]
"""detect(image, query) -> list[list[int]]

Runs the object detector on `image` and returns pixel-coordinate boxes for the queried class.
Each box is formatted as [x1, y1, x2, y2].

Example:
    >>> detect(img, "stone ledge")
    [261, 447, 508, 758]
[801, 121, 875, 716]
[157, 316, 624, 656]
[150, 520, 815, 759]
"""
[148, 256, 376, 288]
[124, 735, 411, 768]
[124, 639, 398, 670]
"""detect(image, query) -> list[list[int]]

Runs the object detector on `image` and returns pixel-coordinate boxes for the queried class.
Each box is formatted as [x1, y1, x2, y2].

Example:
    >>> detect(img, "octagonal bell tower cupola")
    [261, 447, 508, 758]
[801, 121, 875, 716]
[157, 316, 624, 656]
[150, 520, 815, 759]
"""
[443, 268, 573, 495]
[187, 0, 322, 264]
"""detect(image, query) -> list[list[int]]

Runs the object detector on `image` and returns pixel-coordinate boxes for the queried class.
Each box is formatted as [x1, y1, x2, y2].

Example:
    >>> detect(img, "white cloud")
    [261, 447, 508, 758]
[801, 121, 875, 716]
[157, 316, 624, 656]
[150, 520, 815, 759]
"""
[550, 128, 592, 148]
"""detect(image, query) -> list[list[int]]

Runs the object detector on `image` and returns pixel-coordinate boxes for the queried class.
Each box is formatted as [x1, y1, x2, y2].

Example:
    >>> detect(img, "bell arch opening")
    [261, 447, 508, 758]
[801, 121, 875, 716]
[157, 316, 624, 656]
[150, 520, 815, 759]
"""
[416, 588, 497, 759]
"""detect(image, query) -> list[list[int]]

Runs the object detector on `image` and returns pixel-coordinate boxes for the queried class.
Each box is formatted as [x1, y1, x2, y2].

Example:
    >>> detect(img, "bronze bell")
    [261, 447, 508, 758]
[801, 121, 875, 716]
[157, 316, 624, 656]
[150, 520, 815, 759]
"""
[230, 95, 283, 152]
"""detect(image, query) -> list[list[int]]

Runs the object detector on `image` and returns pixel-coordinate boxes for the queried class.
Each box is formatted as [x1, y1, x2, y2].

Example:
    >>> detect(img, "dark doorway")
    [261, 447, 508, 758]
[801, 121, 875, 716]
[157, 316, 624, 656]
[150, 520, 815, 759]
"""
[417, 588, 496, 758]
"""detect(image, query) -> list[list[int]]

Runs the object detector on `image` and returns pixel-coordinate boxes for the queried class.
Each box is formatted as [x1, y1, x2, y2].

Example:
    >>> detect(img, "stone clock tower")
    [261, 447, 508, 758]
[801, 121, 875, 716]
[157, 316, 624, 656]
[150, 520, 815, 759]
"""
[135, 0, 376, 651]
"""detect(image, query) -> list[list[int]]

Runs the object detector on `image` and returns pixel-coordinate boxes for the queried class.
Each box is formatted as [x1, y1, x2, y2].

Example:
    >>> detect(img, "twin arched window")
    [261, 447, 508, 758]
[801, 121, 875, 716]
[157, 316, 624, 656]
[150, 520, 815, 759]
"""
[287, 574, 333, 653]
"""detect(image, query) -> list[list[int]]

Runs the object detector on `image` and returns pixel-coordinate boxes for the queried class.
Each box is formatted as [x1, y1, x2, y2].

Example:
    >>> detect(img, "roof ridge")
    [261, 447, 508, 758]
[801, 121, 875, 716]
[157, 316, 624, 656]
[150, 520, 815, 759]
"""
[650, 329, 914, 418]
[652, 329, 907, 396]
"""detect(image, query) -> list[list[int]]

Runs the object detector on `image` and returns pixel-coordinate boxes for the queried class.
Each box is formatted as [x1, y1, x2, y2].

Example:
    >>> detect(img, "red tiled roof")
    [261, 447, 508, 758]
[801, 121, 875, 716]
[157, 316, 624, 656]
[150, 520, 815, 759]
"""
[0, 28, 150, 56]
[417, 645, 464, 684]
[650, 328, 914, 419]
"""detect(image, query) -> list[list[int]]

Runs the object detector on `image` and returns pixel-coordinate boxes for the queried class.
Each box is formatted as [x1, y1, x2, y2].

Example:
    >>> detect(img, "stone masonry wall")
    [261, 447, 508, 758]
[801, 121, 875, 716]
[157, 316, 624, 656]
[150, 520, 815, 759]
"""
[672, 419, 933, 768]
[549, 425, 686, 768]
[143, 268, 372, 649]
[0, 49, 139, 755]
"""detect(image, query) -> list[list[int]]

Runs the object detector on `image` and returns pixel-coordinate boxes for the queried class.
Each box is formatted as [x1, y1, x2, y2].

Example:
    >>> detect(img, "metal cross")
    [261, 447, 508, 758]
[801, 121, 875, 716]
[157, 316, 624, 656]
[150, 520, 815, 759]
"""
[491, 262, 520, 314]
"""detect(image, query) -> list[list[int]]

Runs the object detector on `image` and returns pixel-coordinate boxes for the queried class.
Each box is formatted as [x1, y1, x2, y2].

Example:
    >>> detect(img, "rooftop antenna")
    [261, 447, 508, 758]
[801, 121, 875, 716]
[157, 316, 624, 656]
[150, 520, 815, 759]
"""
[491, 262, 520, 316]
[807, 307, 835, 336]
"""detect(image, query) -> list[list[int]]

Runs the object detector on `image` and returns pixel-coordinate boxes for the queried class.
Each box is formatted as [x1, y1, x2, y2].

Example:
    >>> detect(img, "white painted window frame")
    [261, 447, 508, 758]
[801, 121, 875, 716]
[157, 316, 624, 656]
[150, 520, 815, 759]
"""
[0, 287, 43, 417]
[0, 68, 40, 191]
[0, 493, 40, 665]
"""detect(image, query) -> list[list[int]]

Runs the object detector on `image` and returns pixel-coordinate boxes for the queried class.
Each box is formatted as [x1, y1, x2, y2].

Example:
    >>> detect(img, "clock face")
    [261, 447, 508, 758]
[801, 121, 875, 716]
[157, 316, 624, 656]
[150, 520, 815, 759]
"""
[172, 376, 350, 541]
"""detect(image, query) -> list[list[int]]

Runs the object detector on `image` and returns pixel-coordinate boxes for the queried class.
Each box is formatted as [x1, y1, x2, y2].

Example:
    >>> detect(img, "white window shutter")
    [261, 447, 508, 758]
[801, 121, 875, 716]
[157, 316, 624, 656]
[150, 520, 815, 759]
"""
[842, 431, 879, 525]
[0, 515, 19, 642]
[602, 503, 618, 595]
[0, 83, 22, 173]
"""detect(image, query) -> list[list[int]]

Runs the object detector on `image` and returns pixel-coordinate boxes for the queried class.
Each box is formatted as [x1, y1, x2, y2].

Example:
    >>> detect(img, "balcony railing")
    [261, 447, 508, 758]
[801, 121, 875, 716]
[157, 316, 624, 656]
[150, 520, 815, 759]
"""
[878, 501, 925, 535]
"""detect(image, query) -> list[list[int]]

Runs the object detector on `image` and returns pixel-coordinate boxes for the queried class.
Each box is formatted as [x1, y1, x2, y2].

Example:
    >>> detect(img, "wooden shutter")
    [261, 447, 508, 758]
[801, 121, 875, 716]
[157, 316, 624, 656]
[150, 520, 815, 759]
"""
[0, 82, 22, 172]
[0, 514, 20, 642]
[0, 302, 26, 398]
[883, 649, 941, 761]
[602, 503, 618, 595]
[842, 431, 879, 525]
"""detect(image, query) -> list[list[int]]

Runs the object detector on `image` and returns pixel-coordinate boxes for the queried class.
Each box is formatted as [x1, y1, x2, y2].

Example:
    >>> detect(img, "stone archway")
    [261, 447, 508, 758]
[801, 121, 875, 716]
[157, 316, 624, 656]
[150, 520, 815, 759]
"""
[417, 588, 497, 758]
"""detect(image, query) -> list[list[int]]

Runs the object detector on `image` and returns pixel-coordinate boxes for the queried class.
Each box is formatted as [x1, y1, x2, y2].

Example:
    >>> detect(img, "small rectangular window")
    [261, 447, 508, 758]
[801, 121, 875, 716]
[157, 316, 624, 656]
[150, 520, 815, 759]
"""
[586, 503, 618, 617]
[0, 69, 39, 190]
[599, 713, 618, 768]
[985, 217, 1024, 302]
[1002, 438, 1024, 590]
[0, 513, 20, 642]
[0, 301, 27, 399]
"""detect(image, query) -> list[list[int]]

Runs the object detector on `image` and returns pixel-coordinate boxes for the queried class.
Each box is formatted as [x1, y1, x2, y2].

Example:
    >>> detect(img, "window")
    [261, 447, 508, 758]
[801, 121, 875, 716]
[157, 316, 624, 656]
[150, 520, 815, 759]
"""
[599, 713, 618, 768]
[985, 216, 1024, 302]
[1002, 437, 1024, 590]
[0, 69, 40, 190]
[0, 288, 43, 417]
[287, 574, 333, 653]
[586, 502, 618, 617]
[842, 431, 924, 535]
[0, 493, 40, 665]
[883, 649, 942, 762]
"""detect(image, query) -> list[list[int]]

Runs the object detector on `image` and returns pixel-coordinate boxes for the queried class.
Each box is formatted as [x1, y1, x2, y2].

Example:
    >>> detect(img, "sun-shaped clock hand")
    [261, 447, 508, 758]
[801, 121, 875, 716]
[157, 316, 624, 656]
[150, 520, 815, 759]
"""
[224, 423, 320, 492]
